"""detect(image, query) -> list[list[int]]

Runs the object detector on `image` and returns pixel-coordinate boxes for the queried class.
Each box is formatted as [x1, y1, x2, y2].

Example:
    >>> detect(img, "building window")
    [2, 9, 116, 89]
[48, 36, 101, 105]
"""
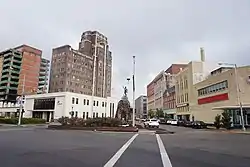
[93, 100, 95, 106]
[86, 112, 89, 119]
[93, 112, 95, 118]
[96, 113, 98, 118]
[76, 98, 79, 104]
[102, 102, 104, 107]
[83, 112, 85, 119]
[102, 113, 104, 118]
[72, 97, 75, 104]
[198, 80, 228, 96]
[75, 111, 78, 117]
[87, 100, 89, 105]
[83, 99, 86, 105]
[96, 101, 99, 106]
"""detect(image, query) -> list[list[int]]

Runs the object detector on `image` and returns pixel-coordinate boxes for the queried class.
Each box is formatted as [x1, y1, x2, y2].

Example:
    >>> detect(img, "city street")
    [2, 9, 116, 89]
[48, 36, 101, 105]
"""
[0, 126, 250, 167]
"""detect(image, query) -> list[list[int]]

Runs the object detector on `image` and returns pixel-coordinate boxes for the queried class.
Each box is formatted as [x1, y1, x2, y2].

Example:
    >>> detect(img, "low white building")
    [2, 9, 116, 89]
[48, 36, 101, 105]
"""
[0, 92, 119, 122]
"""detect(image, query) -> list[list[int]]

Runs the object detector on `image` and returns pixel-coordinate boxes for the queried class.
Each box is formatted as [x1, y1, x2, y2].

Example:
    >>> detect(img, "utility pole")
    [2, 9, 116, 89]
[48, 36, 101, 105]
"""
[132, 56, 136, 127]
[18, 74, 25, 126]
[234, 64, 246, 131]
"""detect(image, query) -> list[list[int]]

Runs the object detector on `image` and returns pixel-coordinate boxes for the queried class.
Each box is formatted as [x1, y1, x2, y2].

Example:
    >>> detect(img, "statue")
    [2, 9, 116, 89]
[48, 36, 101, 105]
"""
[123, 86, 128, 96]
[115, 86, 132, 124]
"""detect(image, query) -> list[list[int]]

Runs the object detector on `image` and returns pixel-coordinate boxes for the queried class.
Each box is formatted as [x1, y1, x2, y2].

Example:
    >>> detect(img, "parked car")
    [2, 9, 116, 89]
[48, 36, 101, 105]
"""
[144, 119, 160, 128]
[192, 121, 207, 129]
[166, 119, 173, 125]
[177, 120, 185, 126]
[171, 119, 178, 125]
[159, 118, 167, 124]
[184, 121, 193, 127]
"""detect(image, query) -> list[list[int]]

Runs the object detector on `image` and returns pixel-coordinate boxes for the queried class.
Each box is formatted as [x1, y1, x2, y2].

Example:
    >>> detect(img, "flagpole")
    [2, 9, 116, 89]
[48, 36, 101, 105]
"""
[132, 56, 136, 127]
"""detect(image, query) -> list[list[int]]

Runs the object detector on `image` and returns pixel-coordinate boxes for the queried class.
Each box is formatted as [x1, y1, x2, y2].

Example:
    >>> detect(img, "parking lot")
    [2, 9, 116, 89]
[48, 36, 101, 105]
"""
[1, 125, 250, 167]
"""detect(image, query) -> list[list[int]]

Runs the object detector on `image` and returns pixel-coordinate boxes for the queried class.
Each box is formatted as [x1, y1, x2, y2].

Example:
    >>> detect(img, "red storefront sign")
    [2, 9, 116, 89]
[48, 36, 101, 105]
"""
[198, 93, 229, 105]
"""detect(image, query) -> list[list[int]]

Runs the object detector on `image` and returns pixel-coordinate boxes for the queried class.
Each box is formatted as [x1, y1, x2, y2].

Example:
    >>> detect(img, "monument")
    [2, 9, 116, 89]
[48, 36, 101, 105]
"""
[115, 86, 132, 123]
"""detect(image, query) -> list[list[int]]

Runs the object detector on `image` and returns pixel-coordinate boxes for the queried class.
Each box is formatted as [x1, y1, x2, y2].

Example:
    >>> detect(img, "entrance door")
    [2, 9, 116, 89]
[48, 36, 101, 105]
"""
[46, 112, 50, 122]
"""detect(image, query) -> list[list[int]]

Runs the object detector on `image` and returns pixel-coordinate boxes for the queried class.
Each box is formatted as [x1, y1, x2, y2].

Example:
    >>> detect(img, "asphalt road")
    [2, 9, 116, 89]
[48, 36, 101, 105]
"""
[0, 125, 250, 167]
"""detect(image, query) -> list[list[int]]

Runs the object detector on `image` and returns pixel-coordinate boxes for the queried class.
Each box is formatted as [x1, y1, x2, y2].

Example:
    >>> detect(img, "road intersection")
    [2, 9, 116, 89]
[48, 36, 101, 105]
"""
[0, 125, 250, 167]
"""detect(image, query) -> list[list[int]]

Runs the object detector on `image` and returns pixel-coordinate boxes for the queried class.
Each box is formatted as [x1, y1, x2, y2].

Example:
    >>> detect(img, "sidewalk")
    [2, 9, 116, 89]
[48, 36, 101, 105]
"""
[207, 126, 250, 135]
[0, 123, 48, 128]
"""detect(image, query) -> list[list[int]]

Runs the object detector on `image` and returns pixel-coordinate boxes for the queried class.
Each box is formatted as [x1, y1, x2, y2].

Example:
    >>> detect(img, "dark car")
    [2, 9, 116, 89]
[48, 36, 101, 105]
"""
[192, 121, 207, 129]
[177, 120, 185, 126]
[184, 121, 193, 127]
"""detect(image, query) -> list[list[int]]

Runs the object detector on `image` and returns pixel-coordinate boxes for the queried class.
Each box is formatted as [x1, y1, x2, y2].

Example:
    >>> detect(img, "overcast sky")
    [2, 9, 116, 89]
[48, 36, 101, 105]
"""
[0, 0, 250, 100]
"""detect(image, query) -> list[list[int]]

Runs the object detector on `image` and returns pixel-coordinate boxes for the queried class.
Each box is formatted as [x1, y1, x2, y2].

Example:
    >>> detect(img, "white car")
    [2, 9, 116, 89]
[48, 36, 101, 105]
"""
[144, 119, 160, 128]
[171, 120, 178, 125]
[167, 120, 172, 124]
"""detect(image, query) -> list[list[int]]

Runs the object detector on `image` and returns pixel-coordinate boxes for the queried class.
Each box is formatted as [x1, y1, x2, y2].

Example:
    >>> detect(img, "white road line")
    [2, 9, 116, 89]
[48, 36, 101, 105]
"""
[104, 133, 138, 167]
[156, 134, 173, 167]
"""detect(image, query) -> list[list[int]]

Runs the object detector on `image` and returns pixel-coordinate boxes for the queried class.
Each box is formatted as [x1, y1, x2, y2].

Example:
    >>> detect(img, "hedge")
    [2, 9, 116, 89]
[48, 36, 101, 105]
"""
[0, 118, 46, 124]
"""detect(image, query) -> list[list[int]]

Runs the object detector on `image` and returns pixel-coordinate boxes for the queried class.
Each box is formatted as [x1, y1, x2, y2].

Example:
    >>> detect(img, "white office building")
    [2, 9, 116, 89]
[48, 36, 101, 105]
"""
[0, 92, 118, 122]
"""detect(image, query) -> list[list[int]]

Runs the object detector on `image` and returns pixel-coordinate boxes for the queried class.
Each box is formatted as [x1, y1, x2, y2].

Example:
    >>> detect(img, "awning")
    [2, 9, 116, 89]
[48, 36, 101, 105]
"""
[176, 112, 191, 116]
[212, 105, 250, 110]
[27, 110, 54, 112]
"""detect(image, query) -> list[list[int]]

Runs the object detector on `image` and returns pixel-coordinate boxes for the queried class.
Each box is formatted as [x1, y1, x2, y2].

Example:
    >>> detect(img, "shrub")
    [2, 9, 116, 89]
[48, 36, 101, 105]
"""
[221, 111, 232, 130]
[0, 118, 46, 124]
[57, 117, 123, 127]
[214, 114, 222, 129]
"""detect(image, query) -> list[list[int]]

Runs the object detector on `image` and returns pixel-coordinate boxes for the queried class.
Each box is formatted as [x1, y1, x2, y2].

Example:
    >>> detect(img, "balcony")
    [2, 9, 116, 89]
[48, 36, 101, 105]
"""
[10, 70, 19, 75]
[3, 57, 11, 62]
[0, 80, 18, 85]
[3, 63, 11, 68]
[12, 58, 22, 63]
[12, 64, 21, 69]
[0, 86, 17, 90]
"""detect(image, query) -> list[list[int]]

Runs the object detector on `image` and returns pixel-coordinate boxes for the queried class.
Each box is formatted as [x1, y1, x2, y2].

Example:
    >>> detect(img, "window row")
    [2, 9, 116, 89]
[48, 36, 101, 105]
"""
[176, 93, 189, 103]
[70, 111, 107, 119]
[72, 97, 107, 107]
[198, 80, 228, 96]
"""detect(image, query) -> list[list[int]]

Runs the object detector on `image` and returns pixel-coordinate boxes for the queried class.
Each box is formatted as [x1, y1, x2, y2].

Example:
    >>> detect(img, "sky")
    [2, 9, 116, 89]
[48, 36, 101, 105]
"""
[0, 0, 250, 100]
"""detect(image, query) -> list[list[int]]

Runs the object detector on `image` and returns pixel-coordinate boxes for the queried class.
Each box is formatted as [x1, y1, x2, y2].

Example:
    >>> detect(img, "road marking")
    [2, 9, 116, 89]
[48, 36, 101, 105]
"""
[104, 133, 138, 167]
[156, 134, 173, 167]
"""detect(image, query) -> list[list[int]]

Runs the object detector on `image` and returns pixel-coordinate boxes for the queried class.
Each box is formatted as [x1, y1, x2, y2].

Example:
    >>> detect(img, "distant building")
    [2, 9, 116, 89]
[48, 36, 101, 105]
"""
[135, 95, 147, 118]
[49, 31, 112, 98]
[163, 64, 188, 119]
[0, 92, 118, 122]
[0, 45, 48, 104]
[147, 64, 187, 114]
[175, 48, 220, 121]
[192, 66, 250, 126]
[38, 58, 50, 94]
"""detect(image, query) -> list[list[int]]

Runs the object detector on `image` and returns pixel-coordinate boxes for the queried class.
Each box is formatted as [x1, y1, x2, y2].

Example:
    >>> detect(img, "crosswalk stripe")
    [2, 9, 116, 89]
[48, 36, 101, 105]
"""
[104, 133, 138, 167]
[156, 134, 173, 167]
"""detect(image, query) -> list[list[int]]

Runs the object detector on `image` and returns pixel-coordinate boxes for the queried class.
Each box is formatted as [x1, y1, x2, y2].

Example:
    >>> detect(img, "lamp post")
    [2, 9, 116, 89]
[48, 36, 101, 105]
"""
[218, 63, 246, 131]
[17, 74, 25, 126]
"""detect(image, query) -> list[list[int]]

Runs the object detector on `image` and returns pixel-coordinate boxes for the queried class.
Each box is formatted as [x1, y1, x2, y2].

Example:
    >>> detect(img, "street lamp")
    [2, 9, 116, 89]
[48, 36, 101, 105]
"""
[218, 63, 246, 131]
[17, 74, 25, 126]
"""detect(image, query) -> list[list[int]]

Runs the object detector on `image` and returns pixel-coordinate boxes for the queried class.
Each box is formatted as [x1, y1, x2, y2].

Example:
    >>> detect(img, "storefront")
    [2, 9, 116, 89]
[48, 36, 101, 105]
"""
[213, 106, 250, 128]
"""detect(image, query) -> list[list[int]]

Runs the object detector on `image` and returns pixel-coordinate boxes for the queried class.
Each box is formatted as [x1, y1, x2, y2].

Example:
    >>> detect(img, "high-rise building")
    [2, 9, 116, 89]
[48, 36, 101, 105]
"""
[49, 31, 112, 98]
[0, 45, 49, 103]
[135, 95, 147, 118]
[0, 49, 22, 103]
[38, 58, 50, 94]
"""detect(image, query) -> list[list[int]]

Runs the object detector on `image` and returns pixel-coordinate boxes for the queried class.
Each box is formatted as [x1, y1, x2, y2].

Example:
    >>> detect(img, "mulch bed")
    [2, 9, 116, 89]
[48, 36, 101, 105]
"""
[48, 125, 138, 132]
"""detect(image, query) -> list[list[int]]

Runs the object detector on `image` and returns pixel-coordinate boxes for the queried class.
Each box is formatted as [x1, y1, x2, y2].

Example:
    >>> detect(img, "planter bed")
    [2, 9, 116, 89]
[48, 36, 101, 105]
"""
[48, 125, 138, 132]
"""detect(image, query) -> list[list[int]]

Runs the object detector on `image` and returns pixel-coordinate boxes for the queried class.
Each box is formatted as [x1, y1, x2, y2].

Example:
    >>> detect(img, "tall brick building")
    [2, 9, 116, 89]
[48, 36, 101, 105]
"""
[0, 45, 49, 103]
[49, 31, 112, 98]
